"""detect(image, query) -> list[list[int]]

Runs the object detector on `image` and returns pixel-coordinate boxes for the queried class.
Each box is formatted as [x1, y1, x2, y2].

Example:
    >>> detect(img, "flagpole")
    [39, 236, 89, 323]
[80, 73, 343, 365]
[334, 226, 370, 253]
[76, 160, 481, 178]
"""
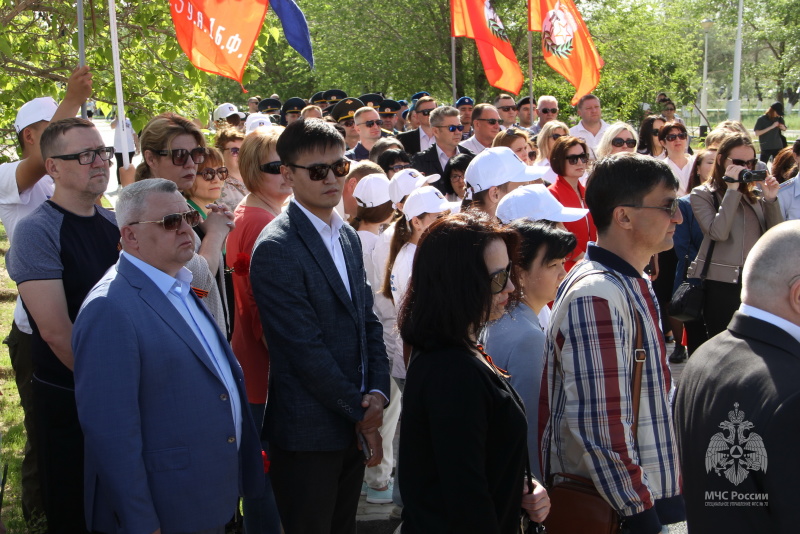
[527, 30, 534, 109]
[451, 37, 457, 104]
[77, 0, 87, 119]
[108, 0, 129, 170]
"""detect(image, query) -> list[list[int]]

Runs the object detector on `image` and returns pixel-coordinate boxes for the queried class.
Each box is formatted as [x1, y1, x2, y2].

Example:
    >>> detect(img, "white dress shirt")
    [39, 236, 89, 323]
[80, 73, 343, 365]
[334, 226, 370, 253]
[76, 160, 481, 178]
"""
[459, 135, 488, 155]
[740, 303, 800, 345]
[419, 128, 435, 152]
[569, 120, 610, 159]
[293, 199, 351, 298]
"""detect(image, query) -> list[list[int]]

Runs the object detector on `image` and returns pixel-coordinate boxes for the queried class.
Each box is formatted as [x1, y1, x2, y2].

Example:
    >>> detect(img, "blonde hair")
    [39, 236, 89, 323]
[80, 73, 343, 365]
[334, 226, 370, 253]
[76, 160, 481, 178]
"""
[536, 120, 569, 163]
[595, 122, 638, 159]
[214, 125, 244, 150]
[238, 126, 285, 193]
[135, 113, 206, 181]
[301, 105, 323, 118]
[492, 127, 530, 149]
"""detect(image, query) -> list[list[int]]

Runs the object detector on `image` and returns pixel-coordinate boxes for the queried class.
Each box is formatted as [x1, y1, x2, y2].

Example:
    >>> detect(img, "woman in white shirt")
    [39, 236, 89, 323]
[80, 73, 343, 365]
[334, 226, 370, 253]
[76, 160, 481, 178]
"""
[658, 121, 695, 196]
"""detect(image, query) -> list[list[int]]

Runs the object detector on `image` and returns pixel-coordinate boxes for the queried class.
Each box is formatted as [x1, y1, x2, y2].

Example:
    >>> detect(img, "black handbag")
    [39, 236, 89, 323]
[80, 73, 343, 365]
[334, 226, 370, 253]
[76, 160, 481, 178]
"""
[668, 193, 718, 322]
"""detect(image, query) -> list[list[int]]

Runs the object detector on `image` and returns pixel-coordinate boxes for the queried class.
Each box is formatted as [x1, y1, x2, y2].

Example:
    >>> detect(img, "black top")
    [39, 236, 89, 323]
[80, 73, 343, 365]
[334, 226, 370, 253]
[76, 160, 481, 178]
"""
[400, 345, 527, 533]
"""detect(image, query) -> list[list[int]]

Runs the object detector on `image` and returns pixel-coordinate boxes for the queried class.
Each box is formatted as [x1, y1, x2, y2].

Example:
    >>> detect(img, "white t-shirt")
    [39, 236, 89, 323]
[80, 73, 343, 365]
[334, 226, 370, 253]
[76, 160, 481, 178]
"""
[370, 225, 405, 378]
[390, 242, 417, 377]
[0, 160, 56, 333]
[357, 230, 379, 288]
[664, 155, 696, 196]
[113, 118, 136, 153]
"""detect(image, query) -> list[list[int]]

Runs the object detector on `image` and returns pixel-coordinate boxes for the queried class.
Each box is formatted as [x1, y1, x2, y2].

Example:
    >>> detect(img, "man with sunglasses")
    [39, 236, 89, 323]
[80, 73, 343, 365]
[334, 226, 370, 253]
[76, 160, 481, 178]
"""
[250, 119, 390, 533]
[494, 93, 518, 127]
[345, 107, 385, 162]
[530, 95, 559, 134]
[397, 95, 437, 155]
[569, 94, 609, 159]
[331, 97, 364, 150]
[459, 103, 501, 155]
[542, 154, 685, 534]
[410, 106, 474, 190]
[7, 117, 121, 533]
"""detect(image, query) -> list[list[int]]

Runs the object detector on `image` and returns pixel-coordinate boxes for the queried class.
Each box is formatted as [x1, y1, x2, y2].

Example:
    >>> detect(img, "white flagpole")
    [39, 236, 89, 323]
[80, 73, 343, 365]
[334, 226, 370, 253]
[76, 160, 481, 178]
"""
[77, 0, 87, 118]
[451, 37, 457, 104]
[528, 30, 534, 108]
[108, 0, 129, 169]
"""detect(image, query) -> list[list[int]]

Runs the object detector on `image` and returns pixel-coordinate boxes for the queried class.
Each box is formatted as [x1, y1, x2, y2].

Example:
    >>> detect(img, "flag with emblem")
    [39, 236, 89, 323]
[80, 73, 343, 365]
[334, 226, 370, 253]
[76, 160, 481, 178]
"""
[529, 0, 603, 105]
[451, 0, 524, 94]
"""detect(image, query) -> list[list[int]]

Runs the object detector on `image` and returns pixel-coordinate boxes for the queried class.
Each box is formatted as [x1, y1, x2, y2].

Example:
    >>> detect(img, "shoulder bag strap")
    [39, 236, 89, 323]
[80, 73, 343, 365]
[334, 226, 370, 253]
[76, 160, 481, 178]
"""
[698, 191, 720, 280]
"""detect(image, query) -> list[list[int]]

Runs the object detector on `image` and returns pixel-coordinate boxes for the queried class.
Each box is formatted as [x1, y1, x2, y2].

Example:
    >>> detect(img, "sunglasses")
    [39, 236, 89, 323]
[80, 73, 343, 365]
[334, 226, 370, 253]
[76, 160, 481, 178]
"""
[51, 146, 115, 165]
[664, 132, 688, 142]
[620, 198, 679, 218]
[475, 118, 501, 125]
[489, 262, 512, 294]
[611, 137, 637, 148]
[663, 108, 676, 112]
[156, 147, 207, 166]
[565, 153, 589, 165]
[129, 210, 201, 231]
[340, 119, 355, 128]
[286, 158, 351, 181]
[259, 161, 283, 174]
[652, 129, 660, 137]
[551, 133, 564, 141]
[199, 167, 229, 181]
[358, 120, 384, 128]
[727, 157, 758, 169]
[528, 150, 538, 160]
[498, 105, 517, 112]
[540, 108, 558, 114]
[390, 164, 412, 172]
[418, 108, 435, 116]
[223, 146, 240, 156]
[440, 124, 465, 132]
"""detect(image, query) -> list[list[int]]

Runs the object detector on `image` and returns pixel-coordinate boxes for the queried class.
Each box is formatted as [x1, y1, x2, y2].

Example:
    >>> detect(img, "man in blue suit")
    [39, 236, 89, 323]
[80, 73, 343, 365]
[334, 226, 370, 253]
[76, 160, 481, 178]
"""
[251, 119, 390, 533]
[72, 178, 263, 534]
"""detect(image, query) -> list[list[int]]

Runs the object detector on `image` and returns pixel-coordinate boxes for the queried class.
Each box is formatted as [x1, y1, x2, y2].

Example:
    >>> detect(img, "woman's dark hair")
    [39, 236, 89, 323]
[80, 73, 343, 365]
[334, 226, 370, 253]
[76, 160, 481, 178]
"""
[772, 146, 798, 184]
[351, 201, 395, 231]
[377, 149, 411, 173]
[510, 219, 577, 271]
[688, 148, 710, 191]
[637, 115, 664, 155]
[709, 134, 759, 204]
[657, 121, 687, 144]
[380, 216, 416, 301]
[441, 153, 474, 196]
[793, 138, 800, 156]
[550, 136, 588, 176]
[398, 211, 518, 350]
[277, 118, 345, 164]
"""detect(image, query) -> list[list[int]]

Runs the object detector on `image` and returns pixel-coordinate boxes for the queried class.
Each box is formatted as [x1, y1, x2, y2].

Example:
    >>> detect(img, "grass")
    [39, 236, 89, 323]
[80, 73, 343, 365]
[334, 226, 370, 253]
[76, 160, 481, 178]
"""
[0, 223, 30, 533]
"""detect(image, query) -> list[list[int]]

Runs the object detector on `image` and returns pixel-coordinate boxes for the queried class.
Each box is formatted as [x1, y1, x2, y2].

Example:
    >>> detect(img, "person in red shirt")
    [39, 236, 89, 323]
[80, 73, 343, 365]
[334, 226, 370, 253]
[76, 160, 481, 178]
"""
[548, 136, 597, 271]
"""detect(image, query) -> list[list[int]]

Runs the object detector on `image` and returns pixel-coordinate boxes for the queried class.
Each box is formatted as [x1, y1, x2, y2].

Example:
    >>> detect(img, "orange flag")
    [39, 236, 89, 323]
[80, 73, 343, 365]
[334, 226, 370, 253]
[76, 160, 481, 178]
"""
[452, 0, 524, 95]
[170, 0, 269, 84]
[529, 0, 603, 105]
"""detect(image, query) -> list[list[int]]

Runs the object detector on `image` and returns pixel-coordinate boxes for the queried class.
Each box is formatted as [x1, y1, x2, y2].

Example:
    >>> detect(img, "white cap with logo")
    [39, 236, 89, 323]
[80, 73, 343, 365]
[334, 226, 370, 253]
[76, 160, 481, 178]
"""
[388, 168, 439, 207]
[465, 146, 547, 192]
[354, 174, 391, 207]
[14, 97, 59, 134]
[214, 102, 246, 121]
[495, 184, 589, 224]
[403, 186, 456, 220]
[245, 113, 273, 134]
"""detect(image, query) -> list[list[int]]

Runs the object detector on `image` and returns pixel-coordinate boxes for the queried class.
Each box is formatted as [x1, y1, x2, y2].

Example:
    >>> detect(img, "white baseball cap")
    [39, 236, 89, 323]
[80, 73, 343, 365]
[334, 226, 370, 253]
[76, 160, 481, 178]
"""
[465, 146, 547, 192]
[214, 103, 246, 121]
[14, 97, 58, 134]
[403, 186, 454, 220]
[354, 174, 391, 207]
[495, 184, 589, 224]
[245, 113, 273, 134]
[389, 168, 439, 206]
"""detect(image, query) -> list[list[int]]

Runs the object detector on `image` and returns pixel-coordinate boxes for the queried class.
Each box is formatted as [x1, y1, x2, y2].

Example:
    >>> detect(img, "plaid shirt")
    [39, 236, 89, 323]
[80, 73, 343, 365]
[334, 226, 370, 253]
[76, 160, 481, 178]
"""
[540, 245, 682, 527]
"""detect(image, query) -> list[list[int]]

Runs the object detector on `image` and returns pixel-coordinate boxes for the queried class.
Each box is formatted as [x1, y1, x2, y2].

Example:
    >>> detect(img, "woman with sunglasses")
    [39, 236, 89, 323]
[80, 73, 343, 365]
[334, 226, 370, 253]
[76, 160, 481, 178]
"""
[137, 112, 234, 335]
[492, 127, 533, 164]
[397, 210, 550, 533]
[184, 147, 228, 218]
[637, 115, 666, 158]
[481, 220, 576, 481]
[658, 122, 695, 196]
[660, 100, 684, 126]
[595, 122, 639, 159]
[689, 133, 783, 338]
[548, 136, 597, 271]
[215, 126, 248, 209]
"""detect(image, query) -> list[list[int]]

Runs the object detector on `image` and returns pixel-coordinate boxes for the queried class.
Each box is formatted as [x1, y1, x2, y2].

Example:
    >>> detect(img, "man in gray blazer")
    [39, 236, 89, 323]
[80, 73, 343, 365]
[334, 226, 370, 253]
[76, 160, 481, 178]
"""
[251, 119, 390, 534]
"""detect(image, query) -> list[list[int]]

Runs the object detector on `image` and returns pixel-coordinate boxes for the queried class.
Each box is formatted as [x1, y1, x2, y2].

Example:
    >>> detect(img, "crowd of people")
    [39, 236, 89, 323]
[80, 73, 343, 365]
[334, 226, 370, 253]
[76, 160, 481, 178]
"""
[2, 64, 800, 534]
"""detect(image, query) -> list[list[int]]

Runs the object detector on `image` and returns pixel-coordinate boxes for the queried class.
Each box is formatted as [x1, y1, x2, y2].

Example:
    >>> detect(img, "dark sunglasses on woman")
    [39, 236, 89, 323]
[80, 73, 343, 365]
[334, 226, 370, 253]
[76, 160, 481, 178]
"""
[611, 138, 637, 148]
[199, 167, 229, 181]
[156, 147, 207, 166]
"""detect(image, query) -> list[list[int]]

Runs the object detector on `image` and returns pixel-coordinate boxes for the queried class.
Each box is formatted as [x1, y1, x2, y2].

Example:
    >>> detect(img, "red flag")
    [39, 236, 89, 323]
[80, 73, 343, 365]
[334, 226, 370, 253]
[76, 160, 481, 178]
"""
[452, 0, 524, 95]
[529, 0, 603, 105]
[170, 0, 269, 84]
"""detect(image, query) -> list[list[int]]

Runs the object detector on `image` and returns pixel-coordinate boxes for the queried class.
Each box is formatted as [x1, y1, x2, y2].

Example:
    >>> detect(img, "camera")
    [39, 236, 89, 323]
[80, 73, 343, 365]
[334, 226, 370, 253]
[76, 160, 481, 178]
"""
[723, 169, 767, 183]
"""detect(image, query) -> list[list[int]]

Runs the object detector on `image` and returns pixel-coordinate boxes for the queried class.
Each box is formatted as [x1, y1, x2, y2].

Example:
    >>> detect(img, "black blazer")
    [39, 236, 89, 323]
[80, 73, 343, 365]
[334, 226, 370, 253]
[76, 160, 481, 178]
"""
[411, 144, 474, 194]
[674, 312, 800, 534]
[397, 128, 421, 155]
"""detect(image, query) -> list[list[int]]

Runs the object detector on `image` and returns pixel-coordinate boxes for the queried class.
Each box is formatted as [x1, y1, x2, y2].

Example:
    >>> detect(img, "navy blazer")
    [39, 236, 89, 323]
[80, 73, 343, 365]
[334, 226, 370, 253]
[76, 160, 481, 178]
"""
[73, 255, 263, 534]
[250, 201, 390, 451]
[397, 128, 422, 155]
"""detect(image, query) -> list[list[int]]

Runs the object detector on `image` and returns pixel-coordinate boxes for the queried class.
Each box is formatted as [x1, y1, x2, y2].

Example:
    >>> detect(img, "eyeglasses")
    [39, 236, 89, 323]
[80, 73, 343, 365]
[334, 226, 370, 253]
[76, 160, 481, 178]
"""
[540, 108, 558, 114]
[528, 150, 538, 160]
[727, 157, 758, 169]
[652, 129, 660, 137]
[199, 167, 229, 181]
[223, 147, 240, 156]
[551, 133, 564, 140]
[358, 120, 384, 128]
[389, 163, 412, 172]
[611, 137, 637, 148]
[340, 119, 355, 127]
[565, 153, 589, 165]
[259, 161, 283, 174]
[286, 158, 351, 181]
[663, 107, 676, 112]
[439, 124, 464, 132]
[498, 105, 517, 112]
[417, 108, 435, 116]
[664, 132, 688, 142]
[475, 118, 501, 125]
[156, 147, 207, 166]
[619, 198, 680, 217]
[51, 147, 115, 165]
[450, 172, 465, 182]
[489, 262, 512, 294]
[129, 210, 201, 231]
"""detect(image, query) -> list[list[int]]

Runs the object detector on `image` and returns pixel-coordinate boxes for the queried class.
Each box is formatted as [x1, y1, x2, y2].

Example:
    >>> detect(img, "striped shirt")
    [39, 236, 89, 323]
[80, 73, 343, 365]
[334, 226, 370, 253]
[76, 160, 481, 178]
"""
[540, 244, 683, 530]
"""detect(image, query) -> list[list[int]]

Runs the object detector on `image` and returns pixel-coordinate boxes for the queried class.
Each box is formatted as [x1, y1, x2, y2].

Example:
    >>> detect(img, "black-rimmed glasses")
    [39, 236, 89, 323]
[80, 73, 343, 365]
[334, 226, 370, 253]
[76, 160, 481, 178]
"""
[51, 147, 115, 165]
[490, 262, 512, 294]
[611, 138, 637, 148]
[156, 147, 207, 166]
[259, 161, 283, 174]
[286, 158, 351, 181]
[619, 198, 680, 217]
